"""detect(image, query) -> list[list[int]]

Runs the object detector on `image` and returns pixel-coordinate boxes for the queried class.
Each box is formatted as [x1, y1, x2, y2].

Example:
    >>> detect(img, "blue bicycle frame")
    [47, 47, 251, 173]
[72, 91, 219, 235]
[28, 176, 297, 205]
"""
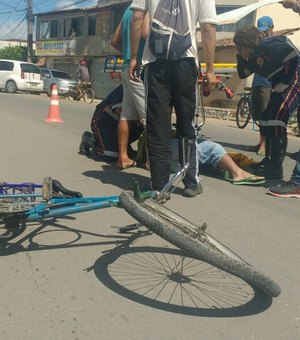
[25, 195, 120, 222]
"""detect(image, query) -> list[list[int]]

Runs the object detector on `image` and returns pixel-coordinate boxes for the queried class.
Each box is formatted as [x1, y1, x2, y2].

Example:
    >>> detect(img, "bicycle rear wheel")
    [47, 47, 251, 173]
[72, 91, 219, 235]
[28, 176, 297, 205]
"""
[236, 97, 251, 129]
[84, 88, 94, 104]
[120, 191, 281, 297]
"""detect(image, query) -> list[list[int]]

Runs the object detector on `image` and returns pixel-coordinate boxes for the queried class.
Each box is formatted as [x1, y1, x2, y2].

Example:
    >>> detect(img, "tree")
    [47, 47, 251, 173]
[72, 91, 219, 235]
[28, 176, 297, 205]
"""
[0, 45, 37, 62]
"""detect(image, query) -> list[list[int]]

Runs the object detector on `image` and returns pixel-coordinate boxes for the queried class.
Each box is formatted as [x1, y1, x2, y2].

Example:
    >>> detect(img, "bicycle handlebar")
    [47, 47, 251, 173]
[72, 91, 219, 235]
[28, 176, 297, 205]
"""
[198, 71, 234, 99]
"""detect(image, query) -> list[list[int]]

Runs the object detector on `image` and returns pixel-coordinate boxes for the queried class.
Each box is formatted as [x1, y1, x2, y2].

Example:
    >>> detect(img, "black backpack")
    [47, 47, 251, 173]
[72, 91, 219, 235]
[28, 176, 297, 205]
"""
[148, 0, 192, 60]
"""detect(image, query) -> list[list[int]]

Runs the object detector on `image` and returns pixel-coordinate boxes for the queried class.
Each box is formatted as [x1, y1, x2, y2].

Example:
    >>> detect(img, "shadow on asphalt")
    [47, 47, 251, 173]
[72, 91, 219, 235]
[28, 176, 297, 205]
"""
[1, 224, 274, 317]
[0, 219, 130, 256]
[92, 232, 274, 317]
[82, 164, 150, 190]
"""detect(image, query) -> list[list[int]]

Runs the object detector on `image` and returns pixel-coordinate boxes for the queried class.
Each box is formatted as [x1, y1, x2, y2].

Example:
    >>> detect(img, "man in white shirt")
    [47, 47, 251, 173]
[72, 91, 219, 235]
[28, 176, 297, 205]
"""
[129, 0, 217, 197]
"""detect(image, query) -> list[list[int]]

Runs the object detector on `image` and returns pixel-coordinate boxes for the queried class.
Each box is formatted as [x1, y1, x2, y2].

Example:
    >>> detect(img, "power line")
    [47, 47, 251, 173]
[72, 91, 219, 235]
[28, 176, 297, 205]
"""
[0, 16, 26, 40]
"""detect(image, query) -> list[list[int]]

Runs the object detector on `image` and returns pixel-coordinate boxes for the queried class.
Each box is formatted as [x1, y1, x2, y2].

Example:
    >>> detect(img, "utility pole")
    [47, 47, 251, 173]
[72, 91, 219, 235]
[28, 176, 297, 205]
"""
[26, 0, 33, 62]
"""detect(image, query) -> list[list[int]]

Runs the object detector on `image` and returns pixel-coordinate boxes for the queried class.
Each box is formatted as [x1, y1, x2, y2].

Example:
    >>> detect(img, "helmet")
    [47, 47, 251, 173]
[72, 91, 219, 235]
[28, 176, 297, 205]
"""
[80, 60, 87, 66]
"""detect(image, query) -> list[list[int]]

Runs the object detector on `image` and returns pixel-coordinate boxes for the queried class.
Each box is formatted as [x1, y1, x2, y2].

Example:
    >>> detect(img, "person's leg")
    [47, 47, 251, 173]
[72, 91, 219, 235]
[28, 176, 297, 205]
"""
[196, 139, 264, 182]
[251, 87, 271, 154]
[146, 61, 173, 191]
[172, 58, 200, 196]
[116, 72, 139, 169]
[268, 152, 300, 198]
[116, 119, 136, 169]
[256, 82, 299, 179]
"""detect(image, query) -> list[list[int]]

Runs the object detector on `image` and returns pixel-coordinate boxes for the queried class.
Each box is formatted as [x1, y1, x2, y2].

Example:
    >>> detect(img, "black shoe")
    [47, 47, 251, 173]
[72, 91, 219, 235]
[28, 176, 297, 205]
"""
[248, 157, 270, 171]
[79, 131, 95, 155]
[263, 163, 283, 180]
[183, 183, 203, 197]
[268, 181, 300, 198]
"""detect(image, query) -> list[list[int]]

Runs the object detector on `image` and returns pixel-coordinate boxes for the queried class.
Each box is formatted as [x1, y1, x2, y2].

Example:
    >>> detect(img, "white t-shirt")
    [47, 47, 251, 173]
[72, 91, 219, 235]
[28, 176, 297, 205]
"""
[130, 0, 217, 65]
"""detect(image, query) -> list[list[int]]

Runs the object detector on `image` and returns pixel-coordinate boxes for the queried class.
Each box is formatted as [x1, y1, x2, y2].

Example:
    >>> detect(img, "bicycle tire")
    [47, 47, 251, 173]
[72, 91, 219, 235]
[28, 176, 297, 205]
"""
[64, 89, 72, 100]
[84, 88, 94, 104]
[120, 191, 281, 297]
[236, 97, 251, 129]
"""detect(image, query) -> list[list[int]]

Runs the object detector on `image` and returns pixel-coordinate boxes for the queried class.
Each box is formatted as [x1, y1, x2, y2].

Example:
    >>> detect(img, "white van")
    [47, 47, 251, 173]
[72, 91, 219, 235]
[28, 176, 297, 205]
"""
[0, 59, 44, 94]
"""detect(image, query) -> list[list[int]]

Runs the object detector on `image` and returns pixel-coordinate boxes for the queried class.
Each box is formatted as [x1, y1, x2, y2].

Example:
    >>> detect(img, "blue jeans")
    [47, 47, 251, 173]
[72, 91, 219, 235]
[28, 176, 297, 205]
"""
[290, 152, 300, 185]
[171, 137, 226, 172]
[196, 138, 226, 168]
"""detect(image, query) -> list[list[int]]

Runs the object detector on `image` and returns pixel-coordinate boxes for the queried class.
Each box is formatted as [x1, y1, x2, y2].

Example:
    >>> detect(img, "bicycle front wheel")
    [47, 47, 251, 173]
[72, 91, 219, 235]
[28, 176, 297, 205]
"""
[120, 191, 281, 298]
[236, 97, 251, 129]
[84, 88, 94, 104]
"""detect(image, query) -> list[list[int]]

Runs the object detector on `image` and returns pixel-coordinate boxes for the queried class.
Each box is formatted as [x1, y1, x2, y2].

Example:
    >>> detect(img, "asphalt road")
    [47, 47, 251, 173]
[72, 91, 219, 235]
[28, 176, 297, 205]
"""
[0, 92, 299, 340]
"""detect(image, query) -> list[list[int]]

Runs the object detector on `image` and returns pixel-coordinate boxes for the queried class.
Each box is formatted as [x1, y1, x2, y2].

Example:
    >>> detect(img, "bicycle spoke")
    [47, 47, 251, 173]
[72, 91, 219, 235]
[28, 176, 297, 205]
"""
[107, 250, 254, 309]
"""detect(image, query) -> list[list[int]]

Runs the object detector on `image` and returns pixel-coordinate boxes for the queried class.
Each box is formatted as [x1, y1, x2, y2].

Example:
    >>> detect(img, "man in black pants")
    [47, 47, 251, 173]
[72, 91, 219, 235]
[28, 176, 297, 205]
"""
[234, 27, 300, 179]
[128, 0, 218, 197]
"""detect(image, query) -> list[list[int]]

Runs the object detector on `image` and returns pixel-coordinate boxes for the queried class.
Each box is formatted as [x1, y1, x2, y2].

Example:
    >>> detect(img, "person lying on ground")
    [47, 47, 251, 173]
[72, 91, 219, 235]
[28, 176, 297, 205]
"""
[170, 137, 265, 185]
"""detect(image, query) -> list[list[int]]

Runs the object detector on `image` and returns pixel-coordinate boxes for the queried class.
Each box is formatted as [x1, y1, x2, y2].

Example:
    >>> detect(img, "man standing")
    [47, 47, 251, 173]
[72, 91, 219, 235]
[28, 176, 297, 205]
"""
[234, 26, 300, 180]
[129, 0, 217, 197]
[111, 7, 149, 170]
[248, 16, 274, 156]
[268, 0, 300, 198]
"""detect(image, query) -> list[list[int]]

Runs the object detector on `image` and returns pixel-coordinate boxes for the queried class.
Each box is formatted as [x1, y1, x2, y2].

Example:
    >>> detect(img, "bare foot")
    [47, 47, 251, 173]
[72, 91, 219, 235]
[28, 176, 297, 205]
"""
[233, 169, 264, 182]
[116, 159, 136, 170]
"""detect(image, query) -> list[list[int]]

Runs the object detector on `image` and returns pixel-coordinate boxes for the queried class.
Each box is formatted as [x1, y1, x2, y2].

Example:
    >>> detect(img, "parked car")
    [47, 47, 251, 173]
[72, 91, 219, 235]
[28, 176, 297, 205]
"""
[41, 68, 77, 96]
[0, 59, 44, 94]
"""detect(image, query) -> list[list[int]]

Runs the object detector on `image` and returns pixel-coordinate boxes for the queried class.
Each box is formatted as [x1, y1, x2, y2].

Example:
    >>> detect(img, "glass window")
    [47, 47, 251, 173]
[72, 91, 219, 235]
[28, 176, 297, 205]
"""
[41, 69, 51, 78]
[88, 15, 96, 36]
[51, 70, 73, 79]
[216, 6, 255, 32]
[64, 17, 84, 38]
[21, 64, 41, 74]
[112, 5, 128, 32]
[39, 19, 58, 39]
[0, 61, 14, 71]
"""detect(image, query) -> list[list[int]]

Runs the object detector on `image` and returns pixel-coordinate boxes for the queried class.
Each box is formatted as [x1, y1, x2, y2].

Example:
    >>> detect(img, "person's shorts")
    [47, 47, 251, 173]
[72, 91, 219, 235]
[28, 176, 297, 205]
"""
[120, 70, 146, 122]
[251, 86, 272, 121]
[170, 137, 226, 173]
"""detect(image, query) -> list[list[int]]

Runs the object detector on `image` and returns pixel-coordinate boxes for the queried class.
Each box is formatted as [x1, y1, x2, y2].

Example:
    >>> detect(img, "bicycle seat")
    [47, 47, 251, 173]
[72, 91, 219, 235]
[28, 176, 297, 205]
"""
[52, 179, 82, 198]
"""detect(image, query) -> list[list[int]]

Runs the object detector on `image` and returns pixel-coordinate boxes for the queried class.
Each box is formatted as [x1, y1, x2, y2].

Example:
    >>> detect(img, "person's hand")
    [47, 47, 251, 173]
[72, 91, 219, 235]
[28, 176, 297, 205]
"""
[205, 70, 218, 89]
[128, 58, 141, 82]
[282, 0, 297, 9]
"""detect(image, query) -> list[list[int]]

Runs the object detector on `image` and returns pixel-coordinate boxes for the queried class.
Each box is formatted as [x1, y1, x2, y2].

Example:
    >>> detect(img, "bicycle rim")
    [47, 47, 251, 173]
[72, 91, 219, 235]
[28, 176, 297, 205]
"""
[236, 98, 251, 129]
[120, 191, 281, 297]
[84, 88, 94, 103]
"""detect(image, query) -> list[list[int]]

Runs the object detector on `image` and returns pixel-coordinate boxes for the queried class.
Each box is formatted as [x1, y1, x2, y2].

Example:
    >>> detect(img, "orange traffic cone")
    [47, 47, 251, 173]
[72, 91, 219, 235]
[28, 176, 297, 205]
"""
[45, 84, 63, 123]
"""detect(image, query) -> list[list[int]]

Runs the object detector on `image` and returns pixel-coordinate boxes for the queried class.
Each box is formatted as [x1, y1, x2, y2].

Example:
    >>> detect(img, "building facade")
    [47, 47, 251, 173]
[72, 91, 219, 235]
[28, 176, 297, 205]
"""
[35, 0, 300, 101]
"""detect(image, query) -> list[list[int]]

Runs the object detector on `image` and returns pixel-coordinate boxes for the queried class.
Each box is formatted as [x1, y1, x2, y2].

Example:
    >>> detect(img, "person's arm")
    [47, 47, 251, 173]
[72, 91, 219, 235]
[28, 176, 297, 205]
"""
[141, 12, 150, 40]
[200, 23, 218, 87]
[111, 22, 122, 52]
[236, 54, 254, 79]
[129, 9, 146, 81]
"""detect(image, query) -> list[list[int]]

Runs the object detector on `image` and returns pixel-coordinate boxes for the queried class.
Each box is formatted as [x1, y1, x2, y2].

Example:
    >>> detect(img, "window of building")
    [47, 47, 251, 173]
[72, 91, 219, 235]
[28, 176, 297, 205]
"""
[39, 19, 58, 39]
[112, 4, 128, 32]
[216, 6, 255, 32]
[64, 17, 84, 38]
[88, 15, 96, 36]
